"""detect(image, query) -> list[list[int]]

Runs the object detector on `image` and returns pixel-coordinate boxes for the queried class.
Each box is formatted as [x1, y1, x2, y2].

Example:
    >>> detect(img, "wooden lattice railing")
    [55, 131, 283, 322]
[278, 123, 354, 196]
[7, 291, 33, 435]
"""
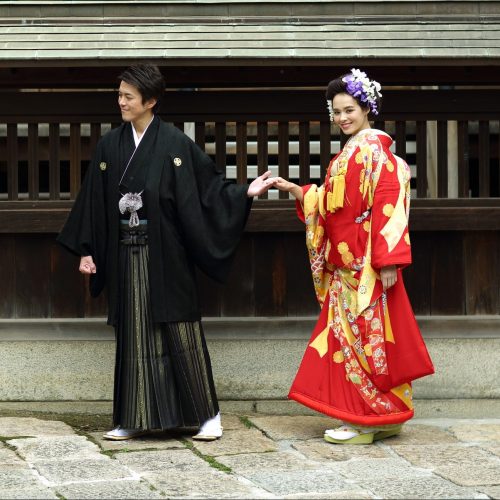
[0, 88, 499, 232]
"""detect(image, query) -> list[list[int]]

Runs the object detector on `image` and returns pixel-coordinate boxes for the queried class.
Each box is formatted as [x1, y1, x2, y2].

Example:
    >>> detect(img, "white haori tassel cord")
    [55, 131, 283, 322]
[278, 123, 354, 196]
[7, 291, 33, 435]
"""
[117, 120, 153, 228]
[119, 191, 143, 227]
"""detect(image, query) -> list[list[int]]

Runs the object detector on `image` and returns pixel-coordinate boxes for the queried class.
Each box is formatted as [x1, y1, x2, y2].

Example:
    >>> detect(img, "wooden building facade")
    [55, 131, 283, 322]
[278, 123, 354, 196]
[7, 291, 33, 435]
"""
[0, 0, 499, 321]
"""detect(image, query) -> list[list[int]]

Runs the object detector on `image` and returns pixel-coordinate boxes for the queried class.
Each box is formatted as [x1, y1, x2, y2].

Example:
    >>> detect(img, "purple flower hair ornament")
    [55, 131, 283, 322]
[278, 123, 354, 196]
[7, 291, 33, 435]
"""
[342, 68, 382, 116]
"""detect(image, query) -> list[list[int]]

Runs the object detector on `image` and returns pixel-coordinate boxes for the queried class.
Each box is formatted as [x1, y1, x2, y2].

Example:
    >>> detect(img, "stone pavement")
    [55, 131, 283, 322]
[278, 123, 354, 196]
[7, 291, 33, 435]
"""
[0, 414, 499, 499]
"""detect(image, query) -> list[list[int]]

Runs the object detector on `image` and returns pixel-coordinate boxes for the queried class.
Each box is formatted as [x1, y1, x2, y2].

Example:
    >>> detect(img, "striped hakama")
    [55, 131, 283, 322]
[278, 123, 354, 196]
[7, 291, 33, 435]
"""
[113, 222, 219, 430]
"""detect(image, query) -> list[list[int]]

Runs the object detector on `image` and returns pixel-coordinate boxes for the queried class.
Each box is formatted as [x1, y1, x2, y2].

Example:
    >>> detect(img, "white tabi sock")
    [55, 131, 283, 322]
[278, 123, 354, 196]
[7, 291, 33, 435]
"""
[199, 412, 222, 434]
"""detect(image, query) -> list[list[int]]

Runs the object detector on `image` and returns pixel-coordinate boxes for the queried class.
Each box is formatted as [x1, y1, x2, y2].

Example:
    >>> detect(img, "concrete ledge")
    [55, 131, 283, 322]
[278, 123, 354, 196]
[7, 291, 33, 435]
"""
[1, 317, 499, 408]
[1, 315, 500, 340]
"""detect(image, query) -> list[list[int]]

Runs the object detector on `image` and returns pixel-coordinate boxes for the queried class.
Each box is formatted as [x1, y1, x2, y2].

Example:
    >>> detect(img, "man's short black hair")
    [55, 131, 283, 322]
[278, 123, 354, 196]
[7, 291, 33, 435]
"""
[118, 64, 165, 113]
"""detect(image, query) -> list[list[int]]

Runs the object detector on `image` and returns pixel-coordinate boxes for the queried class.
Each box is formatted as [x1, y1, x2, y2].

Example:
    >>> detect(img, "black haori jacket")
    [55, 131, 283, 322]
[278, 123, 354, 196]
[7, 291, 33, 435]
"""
[57, 116, 252, 325]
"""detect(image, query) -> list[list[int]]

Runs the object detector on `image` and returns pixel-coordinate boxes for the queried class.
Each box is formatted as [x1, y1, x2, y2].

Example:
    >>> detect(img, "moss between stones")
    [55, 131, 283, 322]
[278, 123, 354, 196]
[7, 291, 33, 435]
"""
[181, 438, 232, 473]
[239, 415, 257, 429]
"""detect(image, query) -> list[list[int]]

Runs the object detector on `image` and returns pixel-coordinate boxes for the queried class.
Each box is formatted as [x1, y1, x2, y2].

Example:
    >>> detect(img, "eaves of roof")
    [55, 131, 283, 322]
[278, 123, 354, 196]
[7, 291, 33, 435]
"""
[0, 21, 499, 64]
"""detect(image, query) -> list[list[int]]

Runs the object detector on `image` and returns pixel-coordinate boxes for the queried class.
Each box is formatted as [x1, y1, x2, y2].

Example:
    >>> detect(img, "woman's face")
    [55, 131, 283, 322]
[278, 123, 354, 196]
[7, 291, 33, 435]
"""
[331, 93, 370, 136]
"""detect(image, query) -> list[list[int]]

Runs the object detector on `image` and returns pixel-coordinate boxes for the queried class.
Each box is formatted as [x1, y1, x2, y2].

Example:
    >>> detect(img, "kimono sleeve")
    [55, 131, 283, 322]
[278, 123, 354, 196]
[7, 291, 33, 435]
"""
[174, 141, 252, 283]
[296, 183, 331, 308]
[295, 184, 316, 223]
[56, 140, 108, 297]
[370, 145, 412, 270]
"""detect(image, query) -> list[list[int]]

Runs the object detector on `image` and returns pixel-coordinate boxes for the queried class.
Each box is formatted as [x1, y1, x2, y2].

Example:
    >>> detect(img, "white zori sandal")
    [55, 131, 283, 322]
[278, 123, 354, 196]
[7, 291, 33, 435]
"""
[324, 423, 402, 445]
[192, 412, 223, 441]
[103, 427, 150, 441]
[324, 424, 377, 445]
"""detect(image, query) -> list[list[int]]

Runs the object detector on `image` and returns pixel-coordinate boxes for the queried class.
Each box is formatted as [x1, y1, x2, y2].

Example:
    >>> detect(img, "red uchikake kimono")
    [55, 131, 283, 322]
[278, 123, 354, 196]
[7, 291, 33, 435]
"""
[288, 129, 434, 427]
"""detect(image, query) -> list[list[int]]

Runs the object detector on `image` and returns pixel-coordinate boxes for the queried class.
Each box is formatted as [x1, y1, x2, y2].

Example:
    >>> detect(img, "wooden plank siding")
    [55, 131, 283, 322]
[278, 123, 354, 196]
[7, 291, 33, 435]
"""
[1, 21, 500, 64]
[0, 87, 499, 318]
[0, 229, 498, 318]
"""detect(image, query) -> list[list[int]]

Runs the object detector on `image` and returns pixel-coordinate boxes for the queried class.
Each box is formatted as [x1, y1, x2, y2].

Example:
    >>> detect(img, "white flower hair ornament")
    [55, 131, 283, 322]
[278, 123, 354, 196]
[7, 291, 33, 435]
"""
[327, 100, 334, 123]
[326, 68, 383, 122]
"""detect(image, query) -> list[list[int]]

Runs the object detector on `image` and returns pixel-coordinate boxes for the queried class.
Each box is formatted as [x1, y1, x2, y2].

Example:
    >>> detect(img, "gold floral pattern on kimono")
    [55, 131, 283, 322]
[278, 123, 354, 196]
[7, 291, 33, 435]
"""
[299, 129, 414, 414]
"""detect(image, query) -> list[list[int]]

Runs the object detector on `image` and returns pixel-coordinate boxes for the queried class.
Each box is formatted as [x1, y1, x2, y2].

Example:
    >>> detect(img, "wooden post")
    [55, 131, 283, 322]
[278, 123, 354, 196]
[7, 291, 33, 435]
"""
[49, 123, 60, 200]
[236, 122, 247, 185]
[395, 121, 406, 160]
[437, 120, 448, 198]
[27, 123, 39, 200]
[298, 121, 310, 186]
[478, 121, 490, 198]
[7, 124, 18, 201]
[70, 123, 82, 199]
[195, 122, 205, 151]
[457, 121, 469, 198]
[278, 121, 289, 199]
[319, 121, 331, 181]
[215, 122, 227, 175]
[416, 121, 428, 198]
[257, 122, 269, 199]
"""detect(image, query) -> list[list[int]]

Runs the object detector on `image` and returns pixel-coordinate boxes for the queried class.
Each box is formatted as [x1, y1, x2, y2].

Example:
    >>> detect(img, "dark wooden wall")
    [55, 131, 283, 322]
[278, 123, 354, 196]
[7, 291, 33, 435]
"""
[0, 229, 498, 318]
[0, 87, 499, 318]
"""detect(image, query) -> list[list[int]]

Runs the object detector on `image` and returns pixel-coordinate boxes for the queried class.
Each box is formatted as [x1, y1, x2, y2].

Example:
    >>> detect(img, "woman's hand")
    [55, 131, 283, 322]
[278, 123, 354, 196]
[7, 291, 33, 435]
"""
[247, 170, 275, 197]
[380, 265, 397, 290]
[79, 255, 96, 274]
[272, 177, 303, 203]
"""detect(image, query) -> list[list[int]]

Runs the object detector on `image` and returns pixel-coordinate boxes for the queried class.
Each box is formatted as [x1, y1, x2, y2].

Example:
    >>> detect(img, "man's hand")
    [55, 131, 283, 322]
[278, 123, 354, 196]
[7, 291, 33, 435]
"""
[79, 255, 96, 274]
[247, 170, 274, 197]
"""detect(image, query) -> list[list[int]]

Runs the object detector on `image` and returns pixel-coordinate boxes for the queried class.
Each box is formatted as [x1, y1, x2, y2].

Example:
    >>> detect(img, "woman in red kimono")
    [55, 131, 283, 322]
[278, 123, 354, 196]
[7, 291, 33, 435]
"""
[273, 69, 434, 444]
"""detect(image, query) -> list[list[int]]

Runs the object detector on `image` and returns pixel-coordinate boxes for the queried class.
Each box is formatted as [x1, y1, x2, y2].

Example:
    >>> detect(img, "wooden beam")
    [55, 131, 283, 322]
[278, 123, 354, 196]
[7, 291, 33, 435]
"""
[3, 90, 500, 123]
[2, 66, 500, 89]
[2, 200, 500, 233]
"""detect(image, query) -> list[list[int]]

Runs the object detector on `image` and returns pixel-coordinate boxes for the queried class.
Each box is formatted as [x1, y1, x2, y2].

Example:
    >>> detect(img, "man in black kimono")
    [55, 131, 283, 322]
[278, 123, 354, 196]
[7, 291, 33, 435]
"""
[58, 64, 273, 441]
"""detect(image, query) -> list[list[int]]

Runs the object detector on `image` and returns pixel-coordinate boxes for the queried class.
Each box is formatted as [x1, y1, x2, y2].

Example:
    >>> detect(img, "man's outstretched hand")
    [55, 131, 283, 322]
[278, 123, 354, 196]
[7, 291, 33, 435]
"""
[247, 170, 274, 197]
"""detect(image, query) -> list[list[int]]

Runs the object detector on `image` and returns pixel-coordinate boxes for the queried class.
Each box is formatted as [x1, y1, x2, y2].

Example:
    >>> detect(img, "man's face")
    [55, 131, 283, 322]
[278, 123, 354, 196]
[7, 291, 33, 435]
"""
[117, 80, 155, 123]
